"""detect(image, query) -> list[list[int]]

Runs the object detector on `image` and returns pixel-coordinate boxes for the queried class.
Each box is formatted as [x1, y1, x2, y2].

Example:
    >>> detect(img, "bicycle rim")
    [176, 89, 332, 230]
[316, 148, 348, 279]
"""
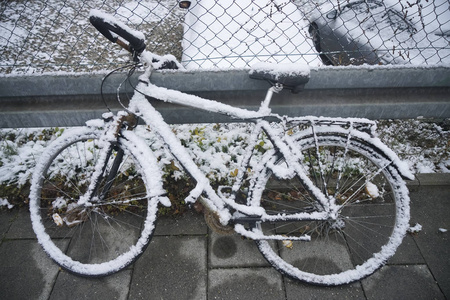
[30, 128, 158, 276]
[252, 133, 410, 285]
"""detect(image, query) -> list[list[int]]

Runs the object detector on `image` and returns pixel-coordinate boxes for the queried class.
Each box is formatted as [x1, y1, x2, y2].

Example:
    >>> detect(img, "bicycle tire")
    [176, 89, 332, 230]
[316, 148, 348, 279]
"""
[251, 130, 410, 285]
[29, 127, 163, 276]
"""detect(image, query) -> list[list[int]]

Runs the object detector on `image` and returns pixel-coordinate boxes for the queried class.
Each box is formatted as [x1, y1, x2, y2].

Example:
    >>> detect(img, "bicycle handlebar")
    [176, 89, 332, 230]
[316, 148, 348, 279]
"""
[89, 10, 146, 55]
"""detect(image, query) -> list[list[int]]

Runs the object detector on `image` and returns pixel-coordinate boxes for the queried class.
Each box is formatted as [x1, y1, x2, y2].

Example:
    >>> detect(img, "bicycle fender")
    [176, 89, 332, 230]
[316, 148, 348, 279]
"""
[347, 129, 415, 180]
[120, 130, 171, 207]
[365, 136, 415, 180]
[292, 126, 415, 181]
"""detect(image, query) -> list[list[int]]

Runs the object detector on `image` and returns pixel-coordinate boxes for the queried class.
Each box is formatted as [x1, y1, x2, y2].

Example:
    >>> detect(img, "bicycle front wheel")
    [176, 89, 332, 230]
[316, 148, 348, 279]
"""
[30, 127, 162, 276]
[252, 131, 410, 285]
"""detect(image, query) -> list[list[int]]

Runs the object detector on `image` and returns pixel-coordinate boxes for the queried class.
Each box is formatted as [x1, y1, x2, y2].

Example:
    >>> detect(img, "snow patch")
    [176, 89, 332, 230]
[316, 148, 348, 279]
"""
[0, 198, 14, 209]
[408, 223, 422, 233]
[52, 197, 67, 209]
[89, 9, 145, 40]
[250, 62, 310, 78]
[365, 181, 380, 198]
[117, 0, 183, 24]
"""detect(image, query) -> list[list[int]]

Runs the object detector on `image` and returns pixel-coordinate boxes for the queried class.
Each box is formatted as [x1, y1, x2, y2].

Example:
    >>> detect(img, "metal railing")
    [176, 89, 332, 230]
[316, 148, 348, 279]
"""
[1, 66, 449, 128]
[1, 0, 449, 74]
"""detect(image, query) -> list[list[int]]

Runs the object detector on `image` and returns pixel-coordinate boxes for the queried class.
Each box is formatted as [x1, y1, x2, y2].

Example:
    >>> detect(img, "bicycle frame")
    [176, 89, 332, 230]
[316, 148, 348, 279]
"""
[93, 59, 332, 232]
[77, 49, 413, 243]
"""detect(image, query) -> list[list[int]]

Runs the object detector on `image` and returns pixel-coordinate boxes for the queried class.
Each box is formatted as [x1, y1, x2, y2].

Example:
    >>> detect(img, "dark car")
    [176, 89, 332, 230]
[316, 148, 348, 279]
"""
[308, 0, 417, 65]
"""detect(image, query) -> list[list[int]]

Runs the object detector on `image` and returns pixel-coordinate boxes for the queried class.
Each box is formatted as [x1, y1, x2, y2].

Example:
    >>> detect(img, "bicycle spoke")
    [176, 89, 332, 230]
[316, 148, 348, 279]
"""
[254, 130, 408, 285]
[30, 129, 161, 276]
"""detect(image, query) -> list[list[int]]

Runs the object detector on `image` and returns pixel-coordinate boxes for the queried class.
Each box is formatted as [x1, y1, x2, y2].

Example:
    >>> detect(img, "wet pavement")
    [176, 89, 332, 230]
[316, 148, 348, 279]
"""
[0, 174, 449, 299]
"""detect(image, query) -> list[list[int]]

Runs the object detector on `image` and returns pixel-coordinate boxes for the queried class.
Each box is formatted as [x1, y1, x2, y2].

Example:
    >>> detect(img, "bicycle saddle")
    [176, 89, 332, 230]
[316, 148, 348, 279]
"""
[249, 62, 310, 94]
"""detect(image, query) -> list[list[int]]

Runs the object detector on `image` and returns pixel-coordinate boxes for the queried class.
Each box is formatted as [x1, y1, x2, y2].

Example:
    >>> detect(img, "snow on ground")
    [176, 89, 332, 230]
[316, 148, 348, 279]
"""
[117, 0, 183, 24]
[377, 119, 450, 173]
[0, 119, 448, 205]
[0, 198, 14, 209]
[408, 223, 423, 233]
[0, 0, 185, 74]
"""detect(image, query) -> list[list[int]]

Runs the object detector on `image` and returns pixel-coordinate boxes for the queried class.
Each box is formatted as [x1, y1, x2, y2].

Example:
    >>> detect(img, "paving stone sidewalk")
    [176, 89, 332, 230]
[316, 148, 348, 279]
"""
[1, 175, 449, 299]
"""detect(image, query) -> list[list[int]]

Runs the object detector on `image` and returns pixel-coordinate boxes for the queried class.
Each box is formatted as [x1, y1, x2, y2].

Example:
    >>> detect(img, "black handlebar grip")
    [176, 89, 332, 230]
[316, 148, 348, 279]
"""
[89, 11, 146, 54]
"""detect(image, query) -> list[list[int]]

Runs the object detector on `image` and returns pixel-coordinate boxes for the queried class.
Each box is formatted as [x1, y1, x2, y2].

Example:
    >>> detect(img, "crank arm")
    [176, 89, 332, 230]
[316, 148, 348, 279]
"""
[234, 224, 311, 241]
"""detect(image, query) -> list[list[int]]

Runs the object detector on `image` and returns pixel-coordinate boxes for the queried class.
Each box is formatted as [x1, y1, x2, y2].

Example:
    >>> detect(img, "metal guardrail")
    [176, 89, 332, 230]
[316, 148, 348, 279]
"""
[1, 66, 449, 128]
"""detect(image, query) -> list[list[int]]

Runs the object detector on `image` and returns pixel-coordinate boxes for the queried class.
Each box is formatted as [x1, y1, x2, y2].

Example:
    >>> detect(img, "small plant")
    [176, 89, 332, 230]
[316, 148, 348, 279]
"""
[0, 120, 448, 213]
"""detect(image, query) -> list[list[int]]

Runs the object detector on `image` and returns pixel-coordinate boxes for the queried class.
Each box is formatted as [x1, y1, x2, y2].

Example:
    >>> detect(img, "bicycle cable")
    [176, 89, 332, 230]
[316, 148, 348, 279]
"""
[100, 62, 141, 113]
[116, 62, 140, 112]
[123, 64, 154, 100]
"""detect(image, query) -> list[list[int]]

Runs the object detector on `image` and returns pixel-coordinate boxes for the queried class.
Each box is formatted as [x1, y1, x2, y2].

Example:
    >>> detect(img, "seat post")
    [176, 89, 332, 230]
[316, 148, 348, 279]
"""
[259, 84, 283, 114]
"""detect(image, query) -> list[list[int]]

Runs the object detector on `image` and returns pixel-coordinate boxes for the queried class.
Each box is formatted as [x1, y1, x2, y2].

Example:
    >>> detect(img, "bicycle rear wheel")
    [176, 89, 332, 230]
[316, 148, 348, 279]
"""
[29, 128, 163, 276]
[252, 131, 410, 285]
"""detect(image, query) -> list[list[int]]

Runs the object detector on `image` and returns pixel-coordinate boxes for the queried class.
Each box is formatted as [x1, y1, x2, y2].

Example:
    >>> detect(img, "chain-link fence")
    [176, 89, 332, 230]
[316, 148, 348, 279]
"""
[1, 0, 449, 74]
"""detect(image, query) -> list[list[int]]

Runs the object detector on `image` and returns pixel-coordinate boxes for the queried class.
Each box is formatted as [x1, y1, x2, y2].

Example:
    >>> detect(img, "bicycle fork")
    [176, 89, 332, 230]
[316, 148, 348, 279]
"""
[77, 112, 137, 208]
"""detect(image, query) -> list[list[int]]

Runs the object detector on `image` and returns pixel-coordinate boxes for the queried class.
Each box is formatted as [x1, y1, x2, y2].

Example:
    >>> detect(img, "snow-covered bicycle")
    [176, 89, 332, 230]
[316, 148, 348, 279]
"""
[29, 10, 413, 286]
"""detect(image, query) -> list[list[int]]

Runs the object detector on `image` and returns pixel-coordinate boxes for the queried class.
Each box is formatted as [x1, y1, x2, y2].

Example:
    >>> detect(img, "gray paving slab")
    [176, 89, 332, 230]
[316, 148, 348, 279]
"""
[208, 268, 285, 300]
[408, 173, 450, 186]
[409, 185, 450, 298]
[278, 238, 354, 275]
[154, 209, 208, 236]
[0, 175, 448, 299]
[49, 270, 132, 300]
[129, 235, 207, 300]
[209, 231, 270, 268]
[0, 208, 16, 242]
[387, 234, 426, 265]
[362, 265, 445, 300]
[284, 278, 365, 299]
[5, 207, 35, 239]
[0, 239, 64, 300]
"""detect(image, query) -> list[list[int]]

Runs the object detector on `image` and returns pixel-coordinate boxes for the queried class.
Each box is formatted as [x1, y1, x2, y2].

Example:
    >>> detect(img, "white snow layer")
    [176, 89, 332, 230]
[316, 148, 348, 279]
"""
[408, 223, 423, 233]
[181, 0, 322, 69]
[0, 198, 14, 209]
